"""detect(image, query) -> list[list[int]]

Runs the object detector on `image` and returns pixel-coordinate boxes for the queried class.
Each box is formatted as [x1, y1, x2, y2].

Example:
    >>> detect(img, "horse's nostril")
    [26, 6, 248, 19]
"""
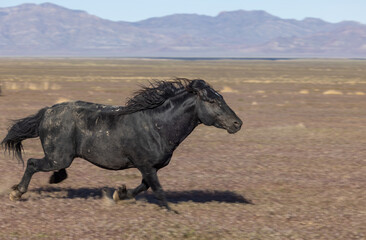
[233, 121, 241, 128]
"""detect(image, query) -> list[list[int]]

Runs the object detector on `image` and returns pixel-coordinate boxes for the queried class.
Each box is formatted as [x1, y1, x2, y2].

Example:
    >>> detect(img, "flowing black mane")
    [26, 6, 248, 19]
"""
[124, 78, 193, 113]
[122, 78, 219, 114]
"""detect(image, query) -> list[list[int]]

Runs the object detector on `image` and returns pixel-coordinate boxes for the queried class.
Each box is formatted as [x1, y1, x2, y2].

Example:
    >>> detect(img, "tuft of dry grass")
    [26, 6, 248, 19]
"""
[3, 82, 62, 91]
[323, 90, 343, 95]
[55, 98, 72, 104]
[221, 86, 238, 93]
[299, 89, 309, 94]
[347, 91, 365, 96]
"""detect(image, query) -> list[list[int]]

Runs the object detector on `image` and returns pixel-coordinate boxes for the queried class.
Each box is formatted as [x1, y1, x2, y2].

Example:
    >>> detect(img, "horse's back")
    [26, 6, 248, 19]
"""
[39, 101, 134, 169]
[39, 100, 113, 151]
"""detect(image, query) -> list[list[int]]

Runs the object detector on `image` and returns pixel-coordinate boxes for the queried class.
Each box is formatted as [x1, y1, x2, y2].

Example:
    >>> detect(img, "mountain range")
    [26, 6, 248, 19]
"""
[0, 3, 365, 57]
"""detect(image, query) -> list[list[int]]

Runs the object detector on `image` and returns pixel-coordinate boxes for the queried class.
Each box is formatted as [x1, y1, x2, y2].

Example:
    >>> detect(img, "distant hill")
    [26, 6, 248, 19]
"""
[0, 3, 365, 57]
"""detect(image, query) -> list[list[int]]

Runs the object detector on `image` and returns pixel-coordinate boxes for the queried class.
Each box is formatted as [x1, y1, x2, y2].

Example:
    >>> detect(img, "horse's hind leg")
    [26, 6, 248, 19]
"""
[10, 157, 73, 201]
[49, 168, 68, 184]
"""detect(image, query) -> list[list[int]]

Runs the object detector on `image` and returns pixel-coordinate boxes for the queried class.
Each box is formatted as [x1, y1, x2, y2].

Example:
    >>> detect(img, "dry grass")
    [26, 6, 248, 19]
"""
[323, 90, 343, 95]
[54, 97, 72, 104]
[299, 89, 309, 94]
[2, 81, 61, 91]
[348, 91, 365, 96]
[0, 59, 365, 239]
[221, 86, 238, 93]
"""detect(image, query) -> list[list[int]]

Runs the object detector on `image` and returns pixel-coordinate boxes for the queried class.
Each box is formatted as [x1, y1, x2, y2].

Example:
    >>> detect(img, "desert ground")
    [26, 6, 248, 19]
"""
[0, 59, 365, 239]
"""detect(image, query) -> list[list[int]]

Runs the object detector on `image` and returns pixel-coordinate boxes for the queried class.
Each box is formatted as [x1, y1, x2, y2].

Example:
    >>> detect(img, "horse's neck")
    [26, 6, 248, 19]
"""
[153, 92, 199, 145]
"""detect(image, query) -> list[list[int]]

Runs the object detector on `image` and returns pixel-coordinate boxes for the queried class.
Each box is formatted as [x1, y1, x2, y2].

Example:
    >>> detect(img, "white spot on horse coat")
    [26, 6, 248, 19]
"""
[142, 123, 149, 131]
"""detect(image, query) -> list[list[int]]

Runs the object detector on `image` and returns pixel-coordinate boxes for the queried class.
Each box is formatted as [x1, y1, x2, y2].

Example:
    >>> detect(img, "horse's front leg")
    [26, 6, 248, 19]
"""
[139, 167, 177, 213]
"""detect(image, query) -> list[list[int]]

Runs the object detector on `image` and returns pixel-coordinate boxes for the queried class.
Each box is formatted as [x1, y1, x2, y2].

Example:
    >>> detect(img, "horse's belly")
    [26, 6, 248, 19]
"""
[83, 154, 134, 170]
[79, 143, 133, 170]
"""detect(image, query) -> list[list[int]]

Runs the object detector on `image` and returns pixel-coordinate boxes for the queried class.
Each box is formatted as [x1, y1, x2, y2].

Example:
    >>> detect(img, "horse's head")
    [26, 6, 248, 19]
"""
[189, 79, 242, 134]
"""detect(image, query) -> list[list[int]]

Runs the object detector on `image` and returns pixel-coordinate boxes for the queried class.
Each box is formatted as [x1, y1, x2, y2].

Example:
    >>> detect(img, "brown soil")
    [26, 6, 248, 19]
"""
[0, 59, 365, 239]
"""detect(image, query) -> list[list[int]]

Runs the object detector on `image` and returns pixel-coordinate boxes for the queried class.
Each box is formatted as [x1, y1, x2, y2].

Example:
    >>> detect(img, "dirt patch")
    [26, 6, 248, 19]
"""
[0, 59, 365, 239]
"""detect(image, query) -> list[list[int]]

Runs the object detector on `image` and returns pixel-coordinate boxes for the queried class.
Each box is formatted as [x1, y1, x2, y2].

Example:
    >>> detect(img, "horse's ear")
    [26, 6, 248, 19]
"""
[188, 79, 208, 94]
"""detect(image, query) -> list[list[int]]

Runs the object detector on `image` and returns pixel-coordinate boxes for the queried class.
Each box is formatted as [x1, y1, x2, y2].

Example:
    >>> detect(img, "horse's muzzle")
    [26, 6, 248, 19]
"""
[227, 119, 242, 134]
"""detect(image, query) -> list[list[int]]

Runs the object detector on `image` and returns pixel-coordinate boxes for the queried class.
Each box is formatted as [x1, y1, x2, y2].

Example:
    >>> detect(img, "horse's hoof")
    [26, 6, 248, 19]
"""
[163, 208, 179, 214]
[162, 206, 179, 214]
[113, 184, 127, 202]
[9, 190, 22, 201]
[171, 209, 179, 214]
[49, 169, 68, 184]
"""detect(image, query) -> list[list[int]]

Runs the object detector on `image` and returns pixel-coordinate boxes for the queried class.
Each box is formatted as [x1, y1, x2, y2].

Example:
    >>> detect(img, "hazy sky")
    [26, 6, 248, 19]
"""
[1, 0, 365, 24]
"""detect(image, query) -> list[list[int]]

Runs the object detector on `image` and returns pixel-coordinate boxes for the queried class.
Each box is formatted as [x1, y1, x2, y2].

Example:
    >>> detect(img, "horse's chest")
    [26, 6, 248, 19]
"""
[158, 156, 172, 168]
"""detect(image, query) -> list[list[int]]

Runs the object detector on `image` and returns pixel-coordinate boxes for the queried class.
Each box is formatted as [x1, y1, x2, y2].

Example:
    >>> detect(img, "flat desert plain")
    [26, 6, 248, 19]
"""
[0, 59, 365, 239]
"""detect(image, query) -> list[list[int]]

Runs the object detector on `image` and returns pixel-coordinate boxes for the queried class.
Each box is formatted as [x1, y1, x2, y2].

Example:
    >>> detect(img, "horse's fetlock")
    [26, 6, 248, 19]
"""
[126, 189, 134, 199]
[27, 159, 37, 170]
[17, 186, 27, 193]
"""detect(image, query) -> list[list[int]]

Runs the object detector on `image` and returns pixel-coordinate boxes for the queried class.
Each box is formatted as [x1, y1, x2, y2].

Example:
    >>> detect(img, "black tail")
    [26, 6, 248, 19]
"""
[1, 107, 48, 165]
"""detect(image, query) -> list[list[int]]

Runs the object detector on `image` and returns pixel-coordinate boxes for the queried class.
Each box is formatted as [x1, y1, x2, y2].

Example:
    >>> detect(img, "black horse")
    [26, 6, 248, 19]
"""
[2, 79, 242, 211]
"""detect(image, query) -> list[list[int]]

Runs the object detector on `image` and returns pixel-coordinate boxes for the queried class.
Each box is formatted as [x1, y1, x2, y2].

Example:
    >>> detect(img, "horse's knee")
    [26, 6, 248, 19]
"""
[26, 157, 52, 172]
[25, 158, 38, 171]
[29, 156, 72, 172]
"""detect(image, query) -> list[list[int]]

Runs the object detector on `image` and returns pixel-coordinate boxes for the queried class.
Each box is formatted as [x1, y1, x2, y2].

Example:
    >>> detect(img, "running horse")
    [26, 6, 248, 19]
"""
[2, 78, 242, 211]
